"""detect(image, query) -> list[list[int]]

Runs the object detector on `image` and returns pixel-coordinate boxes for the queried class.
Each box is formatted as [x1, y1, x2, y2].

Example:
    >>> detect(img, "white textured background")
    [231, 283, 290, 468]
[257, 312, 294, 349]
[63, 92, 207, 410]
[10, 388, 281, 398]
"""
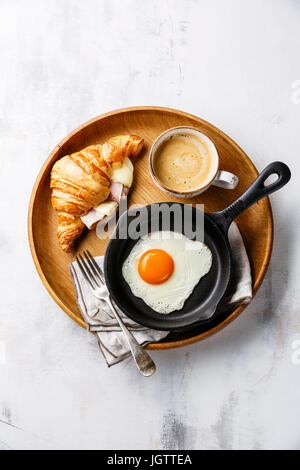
[0, 0, 300, 450]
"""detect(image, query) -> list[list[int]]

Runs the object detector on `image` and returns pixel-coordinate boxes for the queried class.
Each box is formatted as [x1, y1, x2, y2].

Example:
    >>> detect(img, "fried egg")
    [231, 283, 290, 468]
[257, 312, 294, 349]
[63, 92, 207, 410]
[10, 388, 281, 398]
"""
[122, 231, 212, 314]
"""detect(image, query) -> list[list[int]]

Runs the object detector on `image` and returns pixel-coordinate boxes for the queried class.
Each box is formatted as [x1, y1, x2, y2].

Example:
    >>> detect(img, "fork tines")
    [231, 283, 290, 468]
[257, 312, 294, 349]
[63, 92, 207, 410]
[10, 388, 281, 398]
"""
[76, 250, 104, 289]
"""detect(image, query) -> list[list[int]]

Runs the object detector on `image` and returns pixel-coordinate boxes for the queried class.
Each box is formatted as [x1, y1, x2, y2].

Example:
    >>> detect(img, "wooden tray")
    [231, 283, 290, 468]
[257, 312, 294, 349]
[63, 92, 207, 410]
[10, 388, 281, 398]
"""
[28, 106, 273, 350]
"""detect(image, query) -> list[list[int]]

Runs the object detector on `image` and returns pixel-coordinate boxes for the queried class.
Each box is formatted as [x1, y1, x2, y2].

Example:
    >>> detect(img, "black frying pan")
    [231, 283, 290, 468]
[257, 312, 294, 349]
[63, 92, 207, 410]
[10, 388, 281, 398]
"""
[104, 161, 291, 330]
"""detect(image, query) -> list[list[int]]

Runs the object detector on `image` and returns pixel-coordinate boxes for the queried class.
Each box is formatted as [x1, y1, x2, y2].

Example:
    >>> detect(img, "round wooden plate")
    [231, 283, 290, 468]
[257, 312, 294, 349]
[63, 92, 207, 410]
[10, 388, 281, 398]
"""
[28, 106, 273, 350]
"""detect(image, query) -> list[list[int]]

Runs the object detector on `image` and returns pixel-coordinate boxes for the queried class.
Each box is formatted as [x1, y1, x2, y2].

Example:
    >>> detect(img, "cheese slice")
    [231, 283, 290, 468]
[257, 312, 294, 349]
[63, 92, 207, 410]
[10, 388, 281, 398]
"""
[81, 201, 118, 229]
[94, 200, 118, 215]
[111, 157, 133, 188]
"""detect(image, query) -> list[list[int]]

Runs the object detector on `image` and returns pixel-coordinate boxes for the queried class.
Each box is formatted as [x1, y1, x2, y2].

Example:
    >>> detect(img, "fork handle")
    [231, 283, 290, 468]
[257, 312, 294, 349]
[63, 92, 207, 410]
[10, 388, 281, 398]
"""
[107, 297, 156, 377]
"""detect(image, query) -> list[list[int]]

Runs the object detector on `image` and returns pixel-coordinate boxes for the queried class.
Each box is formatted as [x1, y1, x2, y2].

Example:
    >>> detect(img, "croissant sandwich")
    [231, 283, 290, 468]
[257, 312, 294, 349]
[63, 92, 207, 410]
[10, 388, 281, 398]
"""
[50, 134, 144, 252]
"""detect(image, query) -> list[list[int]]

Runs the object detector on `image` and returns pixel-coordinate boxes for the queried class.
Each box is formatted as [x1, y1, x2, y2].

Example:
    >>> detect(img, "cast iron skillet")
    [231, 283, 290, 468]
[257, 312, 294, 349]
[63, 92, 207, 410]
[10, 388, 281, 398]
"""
[104, 161, 291, 330]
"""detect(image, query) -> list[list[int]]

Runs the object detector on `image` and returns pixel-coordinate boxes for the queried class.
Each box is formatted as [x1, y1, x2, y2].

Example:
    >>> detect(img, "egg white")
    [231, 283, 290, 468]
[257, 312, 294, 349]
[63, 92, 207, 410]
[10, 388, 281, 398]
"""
[122, 231, 213, 314]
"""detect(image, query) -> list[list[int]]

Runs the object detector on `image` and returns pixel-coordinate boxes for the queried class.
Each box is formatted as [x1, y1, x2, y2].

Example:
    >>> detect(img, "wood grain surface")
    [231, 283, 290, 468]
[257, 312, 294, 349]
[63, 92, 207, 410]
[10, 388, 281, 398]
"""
[27, 106, 273, 350]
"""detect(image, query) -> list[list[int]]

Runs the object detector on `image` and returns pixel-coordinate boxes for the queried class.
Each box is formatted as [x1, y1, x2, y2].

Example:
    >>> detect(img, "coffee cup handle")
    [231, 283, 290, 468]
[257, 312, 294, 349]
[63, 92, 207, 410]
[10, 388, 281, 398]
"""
[212, 170, 239, 189]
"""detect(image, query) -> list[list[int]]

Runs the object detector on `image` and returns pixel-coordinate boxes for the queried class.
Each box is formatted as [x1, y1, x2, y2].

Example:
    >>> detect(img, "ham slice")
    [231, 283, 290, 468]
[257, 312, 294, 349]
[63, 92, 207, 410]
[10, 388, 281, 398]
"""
[81, 184, 130, 230]
[109, 182, 124, 202]
[81, 208, 104, 230]
[108, 182, 130, 202]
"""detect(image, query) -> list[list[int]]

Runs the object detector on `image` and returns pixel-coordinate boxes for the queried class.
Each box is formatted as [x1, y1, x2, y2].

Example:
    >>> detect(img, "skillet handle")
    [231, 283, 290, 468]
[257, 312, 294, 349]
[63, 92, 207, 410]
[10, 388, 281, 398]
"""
[212, 161, 291, 233]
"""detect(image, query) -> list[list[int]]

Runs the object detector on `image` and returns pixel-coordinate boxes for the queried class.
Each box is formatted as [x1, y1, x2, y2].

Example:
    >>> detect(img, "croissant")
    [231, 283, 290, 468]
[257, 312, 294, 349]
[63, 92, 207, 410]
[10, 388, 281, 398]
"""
[50, 134, 143, 252]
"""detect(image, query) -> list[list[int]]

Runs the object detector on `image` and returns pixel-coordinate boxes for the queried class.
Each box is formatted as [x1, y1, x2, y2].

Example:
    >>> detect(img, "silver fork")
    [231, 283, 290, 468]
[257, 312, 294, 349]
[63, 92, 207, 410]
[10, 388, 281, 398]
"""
[76, 250, 156, 377]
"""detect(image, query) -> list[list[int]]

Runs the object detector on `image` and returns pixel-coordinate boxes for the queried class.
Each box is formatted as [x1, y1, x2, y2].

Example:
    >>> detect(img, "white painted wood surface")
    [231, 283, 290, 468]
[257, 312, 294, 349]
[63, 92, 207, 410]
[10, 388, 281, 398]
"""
[0, 0, 299, 450]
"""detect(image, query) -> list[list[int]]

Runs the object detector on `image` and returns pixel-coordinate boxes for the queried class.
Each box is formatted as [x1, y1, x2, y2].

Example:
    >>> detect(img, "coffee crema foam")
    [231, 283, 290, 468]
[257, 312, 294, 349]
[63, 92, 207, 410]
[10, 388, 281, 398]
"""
[153, 133, 216, 192]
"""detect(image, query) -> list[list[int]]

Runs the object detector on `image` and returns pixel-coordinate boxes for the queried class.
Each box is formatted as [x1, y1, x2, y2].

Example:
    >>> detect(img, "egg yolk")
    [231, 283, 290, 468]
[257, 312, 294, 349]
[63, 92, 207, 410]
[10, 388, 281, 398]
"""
[138, 249, 174, 285]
